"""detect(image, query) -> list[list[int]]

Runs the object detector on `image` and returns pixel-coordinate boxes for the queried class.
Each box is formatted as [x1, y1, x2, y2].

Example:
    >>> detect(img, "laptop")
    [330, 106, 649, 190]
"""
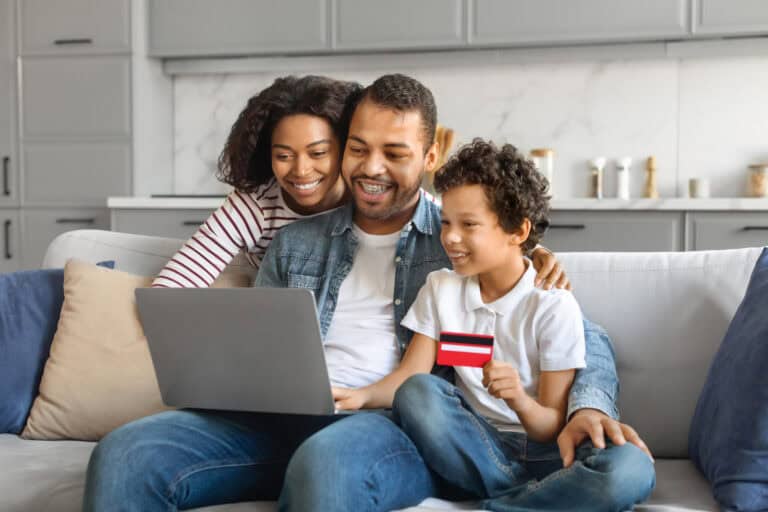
[135, 287, 341, 416]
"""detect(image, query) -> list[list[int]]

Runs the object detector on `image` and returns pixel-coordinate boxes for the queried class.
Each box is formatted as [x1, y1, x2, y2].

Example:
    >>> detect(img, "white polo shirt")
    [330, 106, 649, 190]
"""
[401, 261, 586, 432]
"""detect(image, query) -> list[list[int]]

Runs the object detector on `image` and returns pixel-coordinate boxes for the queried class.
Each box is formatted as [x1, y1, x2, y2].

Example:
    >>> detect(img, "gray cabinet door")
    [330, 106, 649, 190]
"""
[335, 0, 464, 50]
[21, 208, 109, 269]
[0, 0, 16, 207]
[470, 0, 689, 46]
[111, 209, 215, 240]
[692, 0, 768, 36]
[687, 212, 768, 250]
[148, 0, 329, 57]
[0, 208, 20, 273]
[18, 0, 130, 55]
[23, 143, 131, 206]
[543, 211, 684, 252]
[21, 57, 131, 139]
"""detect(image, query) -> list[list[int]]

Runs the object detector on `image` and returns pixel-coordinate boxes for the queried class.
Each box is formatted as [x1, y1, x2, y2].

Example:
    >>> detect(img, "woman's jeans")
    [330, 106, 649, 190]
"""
[84, 378, 655, 512]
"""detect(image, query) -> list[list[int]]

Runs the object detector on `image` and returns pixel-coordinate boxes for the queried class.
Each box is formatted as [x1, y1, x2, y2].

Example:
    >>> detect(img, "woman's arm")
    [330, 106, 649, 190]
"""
[333, 333, 437, 410]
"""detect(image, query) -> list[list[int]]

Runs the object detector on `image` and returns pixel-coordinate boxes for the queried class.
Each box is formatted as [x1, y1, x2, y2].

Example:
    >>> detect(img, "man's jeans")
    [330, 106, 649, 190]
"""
[388, 374, 656, 512]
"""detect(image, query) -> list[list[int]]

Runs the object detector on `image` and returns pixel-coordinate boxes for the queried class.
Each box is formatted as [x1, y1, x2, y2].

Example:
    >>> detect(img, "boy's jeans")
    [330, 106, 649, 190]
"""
[390, 373, 656, 512]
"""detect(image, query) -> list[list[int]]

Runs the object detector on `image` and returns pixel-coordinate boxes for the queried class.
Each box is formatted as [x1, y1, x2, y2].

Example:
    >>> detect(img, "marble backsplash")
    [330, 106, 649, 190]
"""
[173, 56, 768, 199]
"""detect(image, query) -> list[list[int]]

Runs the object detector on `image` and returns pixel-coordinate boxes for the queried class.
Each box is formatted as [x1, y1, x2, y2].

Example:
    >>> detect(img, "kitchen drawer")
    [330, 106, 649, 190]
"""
[23, 142, 131, 206]
[21, 57, 131, 139]
[543, 211, 684, 252]
[19, 0, 131, 55]
[0, 208, 20, 273]
[21, 207, 109, 269]
[111, 209, 215, 240]
[687, 212, 768, 250]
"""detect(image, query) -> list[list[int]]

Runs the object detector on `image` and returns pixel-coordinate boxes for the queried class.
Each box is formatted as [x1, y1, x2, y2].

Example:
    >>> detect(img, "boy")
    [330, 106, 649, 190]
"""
[332, 138, 586, 502]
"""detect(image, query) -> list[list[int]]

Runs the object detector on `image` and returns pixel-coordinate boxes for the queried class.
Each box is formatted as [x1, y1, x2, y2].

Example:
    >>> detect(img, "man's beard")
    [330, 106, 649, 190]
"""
[351, 175, 423, 221]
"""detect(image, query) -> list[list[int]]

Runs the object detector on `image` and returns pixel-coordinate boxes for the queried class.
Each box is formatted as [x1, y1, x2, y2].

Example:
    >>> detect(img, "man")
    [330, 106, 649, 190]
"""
[261, 75, 655, 511]
[83, 74, 653, 511]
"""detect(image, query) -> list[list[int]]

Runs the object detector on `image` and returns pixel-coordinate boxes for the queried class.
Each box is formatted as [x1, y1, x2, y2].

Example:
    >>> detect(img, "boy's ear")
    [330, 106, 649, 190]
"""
[509, 218, 532, 246]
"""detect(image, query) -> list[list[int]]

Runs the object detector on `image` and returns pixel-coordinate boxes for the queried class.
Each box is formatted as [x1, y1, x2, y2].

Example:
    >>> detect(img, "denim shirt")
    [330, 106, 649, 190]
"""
[255, 192, 620, 420]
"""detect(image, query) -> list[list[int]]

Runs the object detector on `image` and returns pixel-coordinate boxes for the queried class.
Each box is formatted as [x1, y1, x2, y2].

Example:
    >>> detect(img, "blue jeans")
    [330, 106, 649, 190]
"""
[83, 409, 343, 511]
[390, 374, 656, 512]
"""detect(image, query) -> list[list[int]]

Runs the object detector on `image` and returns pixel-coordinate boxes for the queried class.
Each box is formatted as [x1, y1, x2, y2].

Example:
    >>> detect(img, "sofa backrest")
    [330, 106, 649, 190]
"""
[43, 230, 762, 458]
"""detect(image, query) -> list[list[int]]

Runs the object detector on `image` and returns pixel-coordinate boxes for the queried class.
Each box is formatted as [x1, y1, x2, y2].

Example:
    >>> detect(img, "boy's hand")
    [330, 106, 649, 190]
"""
[531, 246, 571, 290]
[332, 387, 371, 411]
[482, 360, 530, 412]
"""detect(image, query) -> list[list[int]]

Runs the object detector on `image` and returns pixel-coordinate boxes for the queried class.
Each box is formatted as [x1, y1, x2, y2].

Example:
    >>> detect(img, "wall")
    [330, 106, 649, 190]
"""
[173, 56, 768, 199]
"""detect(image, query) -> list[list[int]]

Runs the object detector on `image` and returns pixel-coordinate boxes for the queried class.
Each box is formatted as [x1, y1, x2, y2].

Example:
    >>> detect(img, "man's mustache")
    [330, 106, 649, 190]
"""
[350, 176, 395, 187]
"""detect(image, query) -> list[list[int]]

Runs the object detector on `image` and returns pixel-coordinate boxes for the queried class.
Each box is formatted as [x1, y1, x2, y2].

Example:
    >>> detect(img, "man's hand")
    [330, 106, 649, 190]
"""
[557, 408, 653, 468]
[482, 360, 530, 412]
[531, 246, 571, 290]
[332, 387, 370, 411]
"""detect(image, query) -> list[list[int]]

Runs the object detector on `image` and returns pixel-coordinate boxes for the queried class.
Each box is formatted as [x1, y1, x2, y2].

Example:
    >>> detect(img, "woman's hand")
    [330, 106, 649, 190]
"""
[332, 387, 371, 411]
[531, 246, 571, 290]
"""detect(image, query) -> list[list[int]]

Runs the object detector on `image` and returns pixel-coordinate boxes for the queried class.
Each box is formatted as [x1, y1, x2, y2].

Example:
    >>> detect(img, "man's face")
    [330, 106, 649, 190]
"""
[342, 99, 437, 233]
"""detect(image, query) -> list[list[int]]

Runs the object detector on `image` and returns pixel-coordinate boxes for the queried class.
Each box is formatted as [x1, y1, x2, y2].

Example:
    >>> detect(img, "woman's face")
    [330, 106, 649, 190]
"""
[271, 114, 345, 215]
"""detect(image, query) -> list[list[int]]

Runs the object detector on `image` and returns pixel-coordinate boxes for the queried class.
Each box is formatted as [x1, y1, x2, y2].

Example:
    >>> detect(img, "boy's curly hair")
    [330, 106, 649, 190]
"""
[433, 139, 551, 252]
[217, 75, 362, 192]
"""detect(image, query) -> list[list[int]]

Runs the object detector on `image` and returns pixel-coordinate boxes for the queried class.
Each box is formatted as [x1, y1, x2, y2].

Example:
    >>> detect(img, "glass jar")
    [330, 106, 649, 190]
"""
[530, 148, 554, 191]
[748, 163, 768, 197]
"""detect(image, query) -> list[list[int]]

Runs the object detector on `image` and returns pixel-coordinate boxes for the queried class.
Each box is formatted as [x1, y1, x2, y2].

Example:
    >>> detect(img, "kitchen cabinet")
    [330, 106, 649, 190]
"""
[21, 208, 109, 269]
[335, 0, 464, 50]
[147, 0, 329, 58]
[0, 209, 20, 273]
[469, 0, 689, 46]
[543, 211, 684, 252]
[111, 208, 213, 240]
[21, 57, 131, 139]
[0, 0, 16, 207]
[692, 0, 768, 36]
[18, 0, 131, 56]
[687, 212, 768, 250]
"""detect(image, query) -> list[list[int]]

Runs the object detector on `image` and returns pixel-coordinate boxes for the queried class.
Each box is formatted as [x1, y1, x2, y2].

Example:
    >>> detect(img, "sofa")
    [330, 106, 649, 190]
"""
[2, 228, 760, 512]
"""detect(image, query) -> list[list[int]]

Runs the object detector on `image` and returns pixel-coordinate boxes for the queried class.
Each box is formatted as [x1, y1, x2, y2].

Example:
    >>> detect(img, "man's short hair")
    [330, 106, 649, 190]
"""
[359, 74, 437, 152]
[434, 139, 551, 252]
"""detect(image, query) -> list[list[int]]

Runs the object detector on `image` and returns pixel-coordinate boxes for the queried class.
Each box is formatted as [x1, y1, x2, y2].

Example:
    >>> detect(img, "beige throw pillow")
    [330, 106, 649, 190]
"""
[21, 260, 250, 441]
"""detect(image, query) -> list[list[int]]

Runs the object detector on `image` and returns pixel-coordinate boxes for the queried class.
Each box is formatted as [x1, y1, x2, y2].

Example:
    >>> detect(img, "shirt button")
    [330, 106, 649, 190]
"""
[394, 299, 402, 306]
[395, 256, 402, 263]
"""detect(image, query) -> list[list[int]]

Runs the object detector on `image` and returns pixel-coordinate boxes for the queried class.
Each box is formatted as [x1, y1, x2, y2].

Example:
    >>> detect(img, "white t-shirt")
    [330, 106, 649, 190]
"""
[323, 224, 402, 388]
[401, 261, 586, 432]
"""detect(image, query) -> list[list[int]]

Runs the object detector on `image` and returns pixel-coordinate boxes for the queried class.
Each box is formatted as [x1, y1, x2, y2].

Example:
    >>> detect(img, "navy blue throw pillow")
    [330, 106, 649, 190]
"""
[0, 261, 114, 434]
[689, 247, 768, 511]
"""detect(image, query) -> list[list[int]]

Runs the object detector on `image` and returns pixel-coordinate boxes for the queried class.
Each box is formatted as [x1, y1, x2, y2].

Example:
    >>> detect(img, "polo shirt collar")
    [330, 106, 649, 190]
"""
[463, 260, 535, 315]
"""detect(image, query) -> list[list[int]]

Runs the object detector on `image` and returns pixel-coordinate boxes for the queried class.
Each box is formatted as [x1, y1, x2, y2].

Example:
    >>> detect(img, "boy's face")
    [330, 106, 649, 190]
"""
[342, 98, 437, 233]
[440, 184, 525, 276]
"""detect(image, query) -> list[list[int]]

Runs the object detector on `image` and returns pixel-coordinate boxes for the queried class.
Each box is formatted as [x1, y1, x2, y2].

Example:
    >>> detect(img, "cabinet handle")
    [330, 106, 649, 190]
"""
[548, 224, 586, 230]
[742, 226, 768, 231]
[55, 218, 96, 225]
[182, 220, 205, 226]
[54, 38, 93, 45]
[2, 156, 9, 196]
[3, 220, 10, 260]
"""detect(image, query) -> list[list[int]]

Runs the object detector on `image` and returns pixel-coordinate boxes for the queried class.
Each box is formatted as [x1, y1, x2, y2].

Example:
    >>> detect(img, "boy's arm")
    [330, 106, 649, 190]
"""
[333, 333, 437, 410]
[483, 363, 575, 442]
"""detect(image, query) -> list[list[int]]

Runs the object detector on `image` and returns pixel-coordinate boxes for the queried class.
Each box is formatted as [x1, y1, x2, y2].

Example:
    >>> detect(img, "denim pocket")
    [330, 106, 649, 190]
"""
[287, 272, 321, 291]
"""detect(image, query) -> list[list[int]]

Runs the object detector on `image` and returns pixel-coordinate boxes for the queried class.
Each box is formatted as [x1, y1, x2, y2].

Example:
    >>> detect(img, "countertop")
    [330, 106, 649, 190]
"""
[108, 196, 768, 211]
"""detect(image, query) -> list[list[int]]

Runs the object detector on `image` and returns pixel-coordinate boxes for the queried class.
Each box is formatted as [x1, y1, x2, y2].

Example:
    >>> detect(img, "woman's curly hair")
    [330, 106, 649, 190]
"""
[217, 75, 363, 192]
[433, 139, 551, 252]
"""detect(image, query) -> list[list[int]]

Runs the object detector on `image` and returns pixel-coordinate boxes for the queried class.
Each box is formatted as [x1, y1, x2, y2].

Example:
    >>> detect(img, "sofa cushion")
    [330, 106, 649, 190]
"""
[689, 247, 768, 511]
[21, 260, 250, 441]
[0, 261, 113, 434]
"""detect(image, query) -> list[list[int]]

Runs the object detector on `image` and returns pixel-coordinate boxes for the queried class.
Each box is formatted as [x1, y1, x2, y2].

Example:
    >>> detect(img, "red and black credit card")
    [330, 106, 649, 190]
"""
[436, 331, 494, 368]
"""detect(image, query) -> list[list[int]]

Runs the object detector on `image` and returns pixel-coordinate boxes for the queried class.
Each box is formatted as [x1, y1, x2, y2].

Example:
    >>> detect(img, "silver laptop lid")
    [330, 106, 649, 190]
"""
[135, 287, 336, 416]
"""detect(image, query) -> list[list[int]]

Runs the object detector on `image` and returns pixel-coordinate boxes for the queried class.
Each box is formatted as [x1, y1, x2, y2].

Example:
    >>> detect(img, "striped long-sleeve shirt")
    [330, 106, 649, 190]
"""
[152, 179, 304, 288]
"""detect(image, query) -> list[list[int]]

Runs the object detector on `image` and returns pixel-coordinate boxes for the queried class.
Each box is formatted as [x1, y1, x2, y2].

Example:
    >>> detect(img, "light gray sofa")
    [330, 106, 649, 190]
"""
[3, 229, 759, 512]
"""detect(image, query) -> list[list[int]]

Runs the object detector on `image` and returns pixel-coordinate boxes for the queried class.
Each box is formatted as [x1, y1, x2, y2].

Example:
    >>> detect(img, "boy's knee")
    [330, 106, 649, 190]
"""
[586, 443, 656, 506]
[394, 374, 449, 414]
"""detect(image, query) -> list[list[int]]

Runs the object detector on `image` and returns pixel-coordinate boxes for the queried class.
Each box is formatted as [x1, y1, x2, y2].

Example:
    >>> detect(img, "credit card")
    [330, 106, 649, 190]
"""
[436, 331, 494, 367]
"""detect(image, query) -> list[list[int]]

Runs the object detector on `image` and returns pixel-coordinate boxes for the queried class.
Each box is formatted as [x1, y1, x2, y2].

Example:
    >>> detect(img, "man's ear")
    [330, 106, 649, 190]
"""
[424, 141, 439, 172]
